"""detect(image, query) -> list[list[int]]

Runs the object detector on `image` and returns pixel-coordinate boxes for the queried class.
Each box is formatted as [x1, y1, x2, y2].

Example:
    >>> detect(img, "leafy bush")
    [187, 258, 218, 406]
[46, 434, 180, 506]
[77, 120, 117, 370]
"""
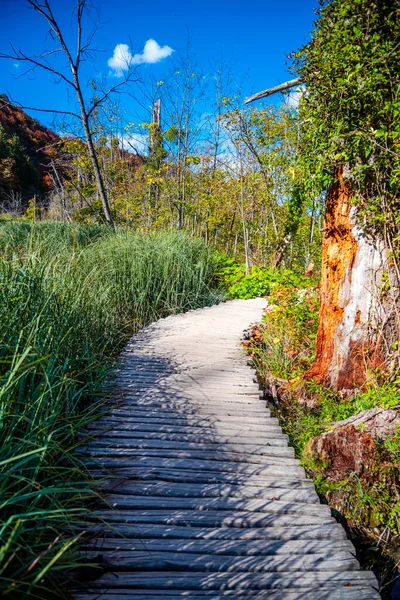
[0, 222, 218, 598]
[213, 252, 312, 300]
[250, 285, 319, 379]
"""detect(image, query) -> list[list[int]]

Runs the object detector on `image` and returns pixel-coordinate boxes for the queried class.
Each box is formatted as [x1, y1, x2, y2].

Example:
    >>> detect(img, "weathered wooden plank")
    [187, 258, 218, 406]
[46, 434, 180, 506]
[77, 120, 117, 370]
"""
[85, 431, 290, 445]
[108, 404, 270, 416]
[82, 442, 295, 459]
[85, 457, 305, 478]
[90, 510, 334, 527]
[83, 440, 294, 457]
[89, 421, 283, 434]
[98, 481, 318, 503]
[102, 409, 271, 420]
[94, 414, 272, 427]
[82, 538, 353, 556]
[101, 496, 331, 517]
[112, 391, 262, 399]
[75, 523, 347, 541]
[95, 470, 314, 489]
[81, 550, 359, 572]
[74, 589, 380, 600]
[73, 570, 379, 590]
[80, 449, 298, 464]
[96, 402, 268, 414]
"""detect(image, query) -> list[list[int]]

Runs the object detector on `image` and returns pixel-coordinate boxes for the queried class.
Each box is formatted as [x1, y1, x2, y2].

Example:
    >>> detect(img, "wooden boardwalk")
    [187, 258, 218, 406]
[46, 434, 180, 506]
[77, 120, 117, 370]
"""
[75, 299, 380, 599]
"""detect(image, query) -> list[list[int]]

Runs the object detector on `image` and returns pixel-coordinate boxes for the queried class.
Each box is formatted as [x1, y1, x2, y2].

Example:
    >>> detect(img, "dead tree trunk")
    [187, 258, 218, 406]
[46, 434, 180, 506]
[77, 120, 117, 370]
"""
[306, 168, 387, 389]
[149, 97, 162, 215]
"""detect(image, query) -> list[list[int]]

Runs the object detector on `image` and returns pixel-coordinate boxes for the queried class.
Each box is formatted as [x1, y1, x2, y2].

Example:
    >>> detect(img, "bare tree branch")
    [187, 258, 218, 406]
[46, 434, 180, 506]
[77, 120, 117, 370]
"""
[0, 97, 80, 119]
[86, 74, 139, 118]
[244, 77, 303, 104]
[0, 44, 75, 87]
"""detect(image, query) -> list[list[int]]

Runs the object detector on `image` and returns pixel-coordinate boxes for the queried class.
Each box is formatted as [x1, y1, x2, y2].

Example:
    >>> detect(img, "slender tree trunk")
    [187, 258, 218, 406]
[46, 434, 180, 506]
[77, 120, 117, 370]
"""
[73, 77, 113, 225]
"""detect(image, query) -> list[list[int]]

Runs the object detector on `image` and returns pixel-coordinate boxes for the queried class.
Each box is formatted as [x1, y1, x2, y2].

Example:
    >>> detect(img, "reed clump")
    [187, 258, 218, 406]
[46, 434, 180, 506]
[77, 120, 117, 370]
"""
[0, 221, 218, 598]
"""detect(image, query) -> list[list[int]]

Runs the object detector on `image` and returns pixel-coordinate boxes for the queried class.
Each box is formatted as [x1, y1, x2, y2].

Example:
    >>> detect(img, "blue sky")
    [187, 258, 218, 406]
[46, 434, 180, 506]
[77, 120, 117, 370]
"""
[0, 0, 317, 137]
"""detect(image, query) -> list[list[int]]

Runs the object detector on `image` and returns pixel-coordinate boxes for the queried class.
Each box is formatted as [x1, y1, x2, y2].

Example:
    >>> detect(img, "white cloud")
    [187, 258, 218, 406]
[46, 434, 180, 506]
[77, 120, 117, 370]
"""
[13, 62, 20, 69]
[118, 132, 149, 155]
[108, 39, 174, 76]
[135, 39, 174, 64]
[285, 86, 305, 109]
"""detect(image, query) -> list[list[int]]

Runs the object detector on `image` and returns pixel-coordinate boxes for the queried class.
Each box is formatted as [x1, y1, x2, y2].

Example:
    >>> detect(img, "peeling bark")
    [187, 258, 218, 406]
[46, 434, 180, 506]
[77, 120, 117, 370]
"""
[306, 169, 387, 390]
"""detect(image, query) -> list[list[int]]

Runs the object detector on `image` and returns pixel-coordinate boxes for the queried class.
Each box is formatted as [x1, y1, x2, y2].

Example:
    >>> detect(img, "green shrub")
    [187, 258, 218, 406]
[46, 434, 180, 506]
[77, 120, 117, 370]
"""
[213, 252, 312, 300]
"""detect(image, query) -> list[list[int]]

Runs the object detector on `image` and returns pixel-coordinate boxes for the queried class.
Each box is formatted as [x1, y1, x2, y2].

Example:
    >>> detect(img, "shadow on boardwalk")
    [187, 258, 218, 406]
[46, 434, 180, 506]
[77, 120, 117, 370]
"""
[73, 300, 380, 600]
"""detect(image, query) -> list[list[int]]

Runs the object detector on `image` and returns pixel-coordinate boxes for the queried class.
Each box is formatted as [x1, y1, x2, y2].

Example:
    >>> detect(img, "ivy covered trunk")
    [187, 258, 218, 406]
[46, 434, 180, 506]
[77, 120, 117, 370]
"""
[306, 169, 388, 390]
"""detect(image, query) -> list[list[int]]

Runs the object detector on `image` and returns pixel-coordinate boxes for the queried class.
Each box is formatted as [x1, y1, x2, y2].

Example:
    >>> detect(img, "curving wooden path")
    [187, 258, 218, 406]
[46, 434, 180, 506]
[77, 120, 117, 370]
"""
[75, 299, 379, 600]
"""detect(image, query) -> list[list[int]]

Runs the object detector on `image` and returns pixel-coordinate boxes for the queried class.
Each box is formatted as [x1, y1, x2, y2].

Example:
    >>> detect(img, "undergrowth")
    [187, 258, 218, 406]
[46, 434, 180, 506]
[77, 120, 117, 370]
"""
[213, 252, 313, 300]
[248, 282, 400, 595]
[0, 221, 218, 599]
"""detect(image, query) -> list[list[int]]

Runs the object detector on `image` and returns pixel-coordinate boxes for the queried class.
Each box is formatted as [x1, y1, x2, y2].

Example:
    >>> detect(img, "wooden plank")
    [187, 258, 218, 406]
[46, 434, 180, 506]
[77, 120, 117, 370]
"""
[105, 408, 271, 419]
[89, 421, 282, 434]
[99, 481, 318, 503]
[95, 411, 273, 422]
[85, 431, 290, 445]
[95, 470, 314, 488]
[84, 456, 305, 477]
[109, 403, 270, 414]
[82, 538, 353, 556]
[83, 441, 295, 458]
[98, 401, 268, 412]
[113, 392, 262, 399]
[75, 523, 347, 541]
[90, 510, 334, 527]
[102, 400, 268, 411]
[88, 468, 311, 487]
[80, 550, 359, 572]
[73, 570, 379, 590]
[101, 496, 331, 517]
[89, 418, 281, 429]
[74, 589, 380, 600]
[80, 449, 298, 464]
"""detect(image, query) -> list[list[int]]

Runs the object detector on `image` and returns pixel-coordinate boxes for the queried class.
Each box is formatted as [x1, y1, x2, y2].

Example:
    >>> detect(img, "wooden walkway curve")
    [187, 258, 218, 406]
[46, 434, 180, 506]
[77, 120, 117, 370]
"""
[75, 299, 379, 600]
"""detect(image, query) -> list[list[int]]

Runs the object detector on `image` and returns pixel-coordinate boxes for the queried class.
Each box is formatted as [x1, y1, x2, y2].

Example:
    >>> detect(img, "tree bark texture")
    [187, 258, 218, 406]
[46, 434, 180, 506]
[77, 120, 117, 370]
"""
[306, 169, 387, 390]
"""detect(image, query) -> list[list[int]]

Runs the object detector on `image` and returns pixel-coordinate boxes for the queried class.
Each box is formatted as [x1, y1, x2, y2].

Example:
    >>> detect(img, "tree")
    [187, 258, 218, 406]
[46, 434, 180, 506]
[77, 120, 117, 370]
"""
[0, 0, 137, 225]
[248, 0, 400, 390]
[222, 105, 307, 269]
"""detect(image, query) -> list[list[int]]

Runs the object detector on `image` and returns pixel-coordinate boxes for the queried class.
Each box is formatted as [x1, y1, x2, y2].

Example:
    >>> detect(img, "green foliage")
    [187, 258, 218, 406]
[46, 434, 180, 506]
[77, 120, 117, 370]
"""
[0, 222, 218, 598]
[251, 285, 319, 379]
[0, 220, 109, 259]
[292, 0, 400, 244]
[214, 253, 312, 300]
[248, 283, 400, 537]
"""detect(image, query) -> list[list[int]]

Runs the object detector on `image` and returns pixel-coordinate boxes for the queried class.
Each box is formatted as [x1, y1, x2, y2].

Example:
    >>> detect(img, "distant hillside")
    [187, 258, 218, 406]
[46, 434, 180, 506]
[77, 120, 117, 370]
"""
[0, 96, 60, 206]
[0, 97, 145, 213]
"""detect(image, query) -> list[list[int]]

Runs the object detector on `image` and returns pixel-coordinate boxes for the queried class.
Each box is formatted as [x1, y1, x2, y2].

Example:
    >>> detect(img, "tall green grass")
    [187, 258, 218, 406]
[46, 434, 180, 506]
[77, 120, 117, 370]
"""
[0, 222, 218, 598]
